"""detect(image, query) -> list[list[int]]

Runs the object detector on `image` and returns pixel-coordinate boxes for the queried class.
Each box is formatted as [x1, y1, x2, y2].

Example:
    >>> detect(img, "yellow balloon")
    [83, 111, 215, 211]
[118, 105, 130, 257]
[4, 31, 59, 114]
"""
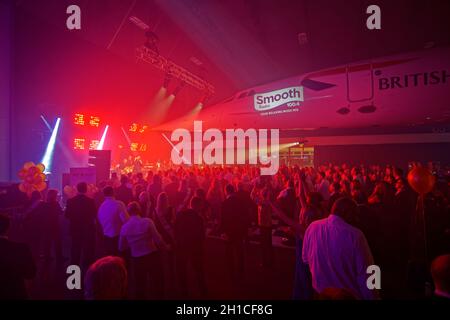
[36, 163, 45, 172]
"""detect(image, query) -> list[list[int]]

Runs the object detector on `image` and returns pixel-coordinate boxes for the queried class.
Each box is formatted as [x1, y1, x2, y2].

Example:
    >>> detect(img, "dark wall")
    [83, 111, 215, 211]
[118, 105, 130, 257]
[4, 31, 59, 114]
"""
[314, 143, 450, 169]
[11, 8, 172, 185]
[0, 0, 13, 182]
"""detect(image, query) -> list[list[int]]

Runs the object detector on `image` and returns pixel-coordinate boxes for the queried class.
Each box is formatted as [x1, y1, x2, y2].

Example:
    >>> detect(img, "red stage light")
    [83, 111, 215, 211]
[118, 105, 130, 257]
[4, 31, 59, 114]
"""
[74, 113, 101, 127]
[89, 140, 100, 150]
[129, 142, 148, 152]
[74, 113, 85, 126]
[89, 116, 100, 127]
[129, 123, 148, 133]
[74, 138, 85, 150]
[130, 142, 139, 151]
[129, 123, 138, 132]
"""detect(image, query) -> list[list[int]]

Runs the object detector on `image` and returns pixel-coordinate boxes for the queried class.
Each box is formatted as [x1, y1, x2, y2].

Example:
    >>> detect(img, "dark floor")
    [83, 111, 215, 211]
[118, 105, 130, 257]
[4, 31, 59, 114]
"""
[12, 219, 295, 300]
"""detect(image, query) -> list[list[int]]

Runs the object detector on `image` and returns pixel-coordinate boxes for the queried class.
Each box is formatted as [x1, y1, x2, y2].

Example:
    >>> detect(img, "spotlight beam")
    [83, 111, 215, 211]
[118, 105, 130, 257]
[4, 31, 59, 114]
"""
[97, 125, 110, 150]
[40, 115, 53, 132]
[41, 118, 61, 173]
[121, 127, 132, 146]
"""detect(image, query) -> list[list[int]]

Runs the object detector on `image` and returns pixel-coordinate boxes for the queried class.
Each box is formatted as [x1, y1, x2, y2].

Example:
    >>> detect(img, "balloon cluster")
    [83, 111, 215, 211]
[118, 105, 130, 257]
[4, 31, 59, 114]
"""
[63, 184, 99, 199]
[407, 165, 435, 195]
[18, 162, 47, 196]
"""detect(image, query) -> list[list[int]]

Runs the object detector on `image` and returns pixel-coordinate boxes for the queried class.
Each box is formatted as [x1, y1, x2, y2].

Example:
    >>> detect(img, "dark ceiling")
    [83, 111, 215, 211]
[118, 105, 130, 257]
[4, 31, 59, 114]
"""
[13, 0, 450, 103]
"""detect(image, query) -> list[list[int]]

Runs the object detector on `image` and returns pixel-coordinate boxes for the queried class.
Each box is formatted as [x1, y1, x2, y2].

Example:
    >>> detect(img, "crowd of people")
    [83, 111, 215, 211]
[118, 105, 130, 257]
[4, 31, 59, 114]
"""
[1, 162, 449, 300]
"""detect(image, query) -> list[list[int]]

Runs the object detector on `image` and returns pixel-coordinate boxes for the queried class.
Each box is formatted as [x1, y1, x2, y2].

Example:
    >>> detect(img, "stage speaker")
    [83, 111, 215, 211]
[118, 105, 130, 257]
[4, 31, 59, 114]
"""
[88, 150, 111, 183]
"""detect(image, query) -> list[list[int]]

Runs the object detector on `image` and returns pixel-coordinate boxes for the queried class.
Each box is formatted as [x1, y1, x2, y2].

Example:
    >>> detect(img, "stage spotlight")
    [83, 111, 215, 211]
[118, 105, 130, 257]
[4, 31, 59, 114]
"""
[144, 30, 160, 54]
[97, 125, 110, 150]
[155, 87, 167, 101]
[184, 93, 210, 118]
[171, 81, 186, 97]
[188, 102, 203, 117]
[164, 93, 176, 107]
[162, 72, 173, 89]
[196, 93, 211, 109]
[41, 117, 61, 173]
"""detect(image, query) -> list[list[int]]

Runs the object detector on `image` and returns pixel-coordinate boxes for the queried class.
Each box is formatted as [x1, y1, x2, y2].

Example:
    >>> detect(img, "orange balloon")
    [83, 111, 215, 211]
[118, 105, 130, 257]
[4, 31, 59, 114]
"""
[33, 175, 42, 185]
[23, 162, 35, 170]
[36, 181, 47, 192]
[18, 169, 28, 179]
[28, 166, 39, 176]
[407, 167, 435, 195]
[18, 183, 26, 193]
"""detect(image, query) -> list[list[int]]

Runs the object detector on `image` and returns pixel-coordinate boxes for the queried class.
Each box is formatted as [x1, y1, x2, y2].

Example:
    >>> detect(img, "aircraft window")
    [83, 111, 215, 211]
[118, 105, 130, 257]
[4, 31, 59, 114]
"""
[358, 105, 376, 113]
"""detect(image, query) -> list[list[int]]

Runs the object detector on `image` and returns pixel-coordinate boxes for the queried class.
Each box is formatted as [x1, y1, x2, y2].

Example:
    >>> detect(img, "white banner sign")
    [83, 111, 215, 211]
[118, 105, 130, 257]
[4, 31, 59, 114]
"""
[254, 86, 304, 111]
[70, 167, 96, 186]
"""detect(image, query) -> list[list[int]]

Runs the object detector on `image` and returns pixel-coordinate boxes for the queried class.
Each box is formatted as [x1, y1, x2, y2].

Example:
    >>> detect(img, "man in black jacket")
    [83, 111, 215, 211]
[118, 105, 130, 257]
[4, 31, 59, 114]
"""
[220, 184, 251, 282]
[0, 213, 36, 299]
[65, 182, 97, 268]
[115, 176, 133, 205]
[175, 196, 207, 298]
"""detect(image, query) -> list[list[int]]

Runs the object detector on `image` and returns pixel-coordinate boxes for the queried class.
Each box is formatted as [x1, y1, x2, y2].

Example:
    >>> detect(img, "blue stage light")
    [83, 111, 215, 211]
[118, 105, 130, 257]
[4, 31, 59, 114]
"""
[41, 117, 61, 173]
[97, 125, 109, 150]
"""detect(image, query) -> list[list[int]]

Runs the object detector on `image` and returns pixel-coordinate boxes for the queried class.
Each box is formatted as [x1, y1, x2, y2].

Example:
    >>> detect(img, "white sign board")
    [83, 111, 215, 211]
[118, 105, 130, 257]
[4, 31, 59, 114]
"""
[254, 86, 304, 111]
[70, 167, 96, 186]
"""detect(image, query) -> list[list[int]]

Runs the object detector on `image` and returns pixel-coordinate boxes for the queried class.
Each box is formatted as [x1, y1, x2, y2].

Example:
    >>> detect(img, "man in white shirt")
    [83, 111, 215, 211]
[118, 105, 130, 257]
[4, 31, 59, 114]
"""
[98, 186, 128, 256]
[314, 172, 330, 201]
[302, 197, 378, 300]
[119, 202, 167, 299]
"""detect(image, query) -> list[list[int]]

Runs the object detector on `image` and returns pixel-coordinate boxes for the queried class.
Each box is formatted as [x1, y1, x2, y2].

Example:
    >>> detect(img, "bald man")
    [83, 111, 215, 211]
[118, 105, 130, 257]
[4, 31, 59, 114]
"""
[431, 254, 450, 299]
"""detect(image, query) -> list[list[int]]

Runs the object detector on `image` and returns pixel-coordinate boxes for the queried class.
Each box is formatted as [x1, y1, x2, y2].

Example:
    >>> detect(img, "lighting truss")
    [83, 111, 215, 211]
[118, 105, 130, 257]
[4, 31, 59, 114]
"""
[136, 45, 215, 96]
